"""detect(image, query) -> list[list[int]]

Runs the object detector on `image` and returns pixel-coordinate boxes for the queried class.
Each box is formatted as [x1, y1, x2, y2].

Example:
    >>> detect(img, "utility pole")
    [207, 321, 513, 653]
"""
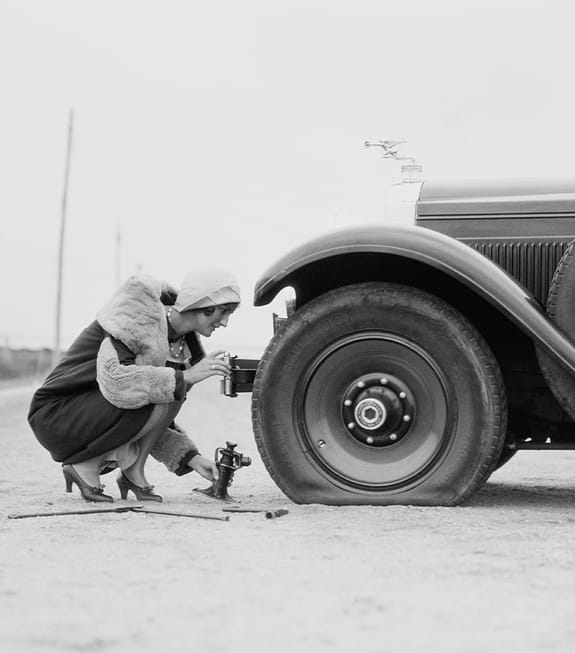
[53, 109, 74, 366]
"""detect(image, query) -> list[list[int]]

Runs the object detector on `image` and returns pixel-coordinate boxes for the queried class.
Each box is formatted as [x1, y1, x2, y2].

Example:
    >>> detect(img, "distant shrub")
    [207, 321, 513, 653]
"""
[0, 347, 53, 380]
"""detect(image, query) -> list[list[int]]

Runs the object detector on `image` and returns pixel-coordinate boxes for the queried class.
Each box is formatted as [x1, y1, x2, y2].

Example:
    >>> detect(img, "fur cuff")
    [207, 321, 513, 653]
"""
[150, 422, 199, 474]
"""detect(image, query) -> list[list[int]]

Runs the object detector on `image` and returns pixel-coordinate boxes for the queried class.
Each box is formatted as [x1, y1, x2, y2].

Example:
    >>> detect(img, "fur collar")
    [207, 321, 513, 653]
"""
[96, 275, 176, 365]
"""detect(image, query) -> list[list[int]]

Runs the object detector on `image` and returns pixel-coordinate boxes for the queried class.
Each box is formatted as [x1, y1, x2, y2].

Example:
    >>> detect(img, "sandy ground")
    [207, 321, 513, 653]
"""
[1, 381, 575, 653]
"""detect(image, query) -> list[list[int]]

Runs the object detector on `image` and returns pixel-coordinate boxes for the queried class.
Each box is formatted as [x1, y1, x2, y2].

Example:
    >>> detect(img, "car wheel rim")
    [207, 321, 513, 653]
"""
[298, 332, 453, 490]
[341, 371, 416, 446]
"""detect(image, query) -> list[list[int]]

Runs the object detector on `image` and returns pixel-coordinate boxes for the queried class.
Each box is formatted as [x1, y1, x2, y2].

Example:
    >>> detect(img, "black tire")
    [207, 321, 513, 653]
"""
[491, 446, 516, 472]
[536, 240, 575, 420]
[252, 283, 507, 506]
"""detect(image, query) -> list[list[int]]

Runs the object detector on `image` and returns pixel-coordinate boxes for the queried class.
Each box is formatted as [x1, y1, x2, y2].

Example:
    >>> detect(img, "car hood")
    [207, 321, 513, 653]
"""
[417, 177, 575, 217]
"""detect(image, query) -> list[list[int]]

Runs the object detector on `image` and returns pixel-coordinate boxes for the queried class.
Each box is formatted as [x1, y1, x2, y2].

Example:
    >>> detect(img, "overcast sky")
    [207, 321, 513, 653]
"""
[2, 0, 575, 354]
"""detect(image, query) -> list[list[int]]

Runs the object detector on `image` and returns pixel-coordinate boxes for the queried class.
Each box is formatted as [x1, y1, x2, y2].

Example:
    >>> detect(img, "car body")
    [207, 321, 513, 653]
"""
[236, 176, 575, 506]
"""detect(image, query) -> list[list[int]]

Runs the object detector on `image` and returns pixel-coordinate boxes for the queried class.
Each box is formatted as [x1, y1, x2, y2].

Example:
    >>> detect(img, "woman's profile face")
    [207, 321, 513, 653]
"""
[183, 305, 235, 337]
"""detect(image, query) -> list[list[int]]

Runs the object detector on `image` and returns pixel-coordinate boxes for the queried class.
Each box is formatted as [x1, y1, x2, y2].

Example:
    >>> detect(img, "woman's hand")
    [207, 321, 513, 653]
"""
[189, 455, 219, 481]
[183, 350, 231, 385]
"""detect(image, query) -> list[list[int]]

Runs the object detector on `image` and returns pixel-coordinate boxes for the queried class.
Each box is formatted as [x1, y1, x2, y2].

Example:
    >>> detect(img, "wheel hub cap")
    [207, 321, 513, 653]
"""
[354, 398, 387, 430]
[341, 373, 415, 446]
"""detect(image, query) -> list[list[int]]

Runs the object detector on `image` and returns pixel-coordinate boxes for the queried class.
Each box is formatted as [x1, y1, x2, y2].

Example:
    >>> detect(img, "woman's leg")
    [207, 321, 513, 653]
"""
[70, 454, 112, 488]
[121, 399, 184, 487]
[66, 399, 183, 491]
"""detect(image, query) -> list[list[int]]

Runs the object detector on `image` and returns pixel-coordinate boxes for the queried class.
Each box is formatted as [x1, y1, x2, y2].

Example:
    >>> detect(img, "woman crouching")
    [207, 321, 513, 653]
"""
[27, 267, 240, 503]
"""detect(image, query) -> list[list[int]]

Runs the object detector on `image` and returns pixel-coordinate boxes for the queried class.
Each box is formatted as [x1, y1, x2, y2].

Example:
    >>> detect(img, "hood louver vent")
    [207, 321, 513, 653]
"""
[465, 239, 568, 304]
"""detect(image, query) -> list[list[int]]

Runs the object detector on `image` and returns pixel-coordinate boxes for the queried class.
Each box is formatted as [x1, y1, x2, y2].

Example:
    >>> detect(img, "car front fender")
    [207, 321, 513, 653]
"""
[254, 224, 575, 376]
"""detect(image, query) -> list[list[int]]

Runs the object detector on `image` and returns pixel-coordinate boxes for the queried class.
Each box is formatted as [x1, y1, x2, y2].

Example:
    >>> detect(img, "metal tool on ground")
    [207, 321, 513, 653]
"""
[8, 506, 139, 519]
[265, 509, 289, 519]
[195, 441, 251, 501]
[8, 505, 229, 521]
[133, 507, 229, 521]
[222, 507, 290, 519]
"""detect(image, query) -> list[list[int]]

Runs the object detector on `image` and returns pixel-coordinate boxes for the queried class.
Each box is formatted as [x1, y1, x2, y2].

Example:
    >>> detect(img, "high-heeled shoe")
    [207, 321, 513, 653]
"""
[116, 472, 163, 502]
[62, 464, 114, 503]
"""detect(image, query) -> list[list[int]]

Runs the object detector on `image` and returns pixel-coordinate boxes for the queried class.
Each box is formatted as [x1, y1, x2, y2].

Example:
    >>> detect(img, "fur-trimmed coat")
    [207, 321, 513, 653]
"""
[96, 275, 185, 409]
[28, 275, 204, 473]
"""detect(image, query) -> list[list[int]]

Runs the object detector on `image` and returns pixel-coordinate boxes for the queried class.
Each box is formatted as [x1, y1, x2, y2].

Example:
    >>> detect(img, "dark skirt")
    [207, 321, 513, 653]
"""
[28, 389, 153, 464]
[27, 320, 154, 464]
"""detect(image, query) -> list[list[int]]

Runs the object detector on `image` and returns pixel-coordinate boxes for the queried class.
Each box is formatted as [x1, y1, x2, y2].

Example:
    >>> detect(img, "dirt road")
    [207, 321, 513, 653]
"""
[1, 383, 574, 653]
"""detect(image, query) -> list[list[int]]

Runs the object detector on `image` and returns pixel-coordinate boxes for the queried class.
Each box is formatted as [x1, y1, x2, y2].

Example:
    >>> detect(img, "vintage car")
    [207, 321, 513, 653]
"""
[226, 172, 575, 506]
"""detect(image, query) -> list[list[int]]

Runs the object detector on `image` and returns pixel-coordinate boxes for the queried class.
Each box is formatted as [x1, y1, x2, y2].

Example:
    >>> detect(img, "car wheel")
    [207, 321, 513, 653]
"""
[491, 445, 516, 472]
[252, 282, 507, 506]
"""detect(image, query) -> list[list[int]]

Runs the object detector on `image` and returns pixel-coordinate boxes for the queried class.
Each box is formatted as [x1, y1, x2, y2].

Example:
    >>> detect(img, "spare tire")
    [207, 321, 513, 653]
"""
[537, 240, 575, 420]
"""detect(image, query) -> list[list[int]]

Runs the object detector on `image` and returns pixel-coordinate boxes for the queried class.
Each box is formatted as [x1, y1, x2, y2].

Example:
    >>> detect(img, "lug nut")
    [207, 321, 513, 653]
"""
[347, 422, 356, 429]
[357, 381, 365, 389]
[344, 399, 352, 407]
[366, 436, 374, 444]
[403, 415, 411, 422]
[380, 377, 388, 385]
[399, 391, 406, 399]
[389, 433, 398, 441]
